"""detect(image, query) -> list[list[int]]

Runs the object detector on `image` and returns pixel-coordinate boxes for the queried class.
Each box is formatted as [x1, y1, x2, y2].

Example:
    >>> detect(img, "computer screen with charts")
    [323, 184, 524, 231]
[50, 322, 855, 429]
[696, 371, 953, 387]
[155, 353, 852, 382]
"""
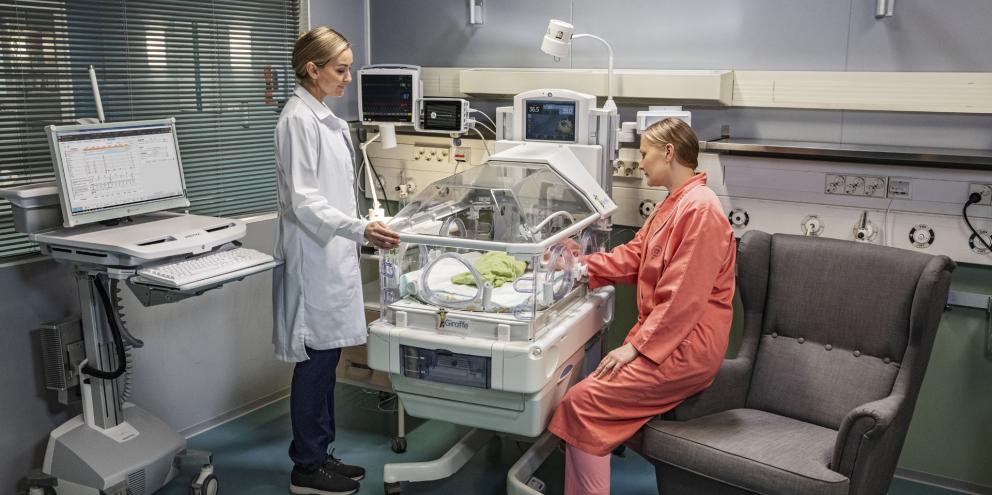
[47, 118, 190, 227]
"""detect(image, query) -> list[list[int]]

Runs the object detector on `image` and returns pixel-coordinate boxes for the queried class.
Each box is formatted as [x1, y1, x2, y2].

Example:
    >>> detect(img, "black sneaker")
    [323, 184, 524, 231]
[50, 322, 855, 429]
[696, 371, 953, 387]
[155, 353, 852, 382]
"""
[289, 465, 359, 495]
[322, 451, 366, 481]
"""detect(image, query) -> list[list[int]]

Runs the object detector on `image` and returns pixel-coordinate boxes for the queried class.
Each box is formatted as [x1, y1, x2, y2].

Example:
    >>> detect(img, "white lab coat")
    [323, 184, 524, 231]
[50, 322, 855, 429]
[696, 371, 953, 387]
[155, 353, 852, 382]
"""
[272, 85, 368, 362]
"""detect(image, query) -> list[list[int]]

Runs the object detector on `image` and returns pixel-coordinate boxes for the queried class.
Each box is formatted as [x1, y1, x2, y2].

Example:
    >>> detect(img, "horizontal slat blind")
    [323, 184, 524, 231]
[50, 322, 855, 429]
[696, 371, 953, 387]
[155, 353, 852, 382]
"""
[0, 0, 298, 258]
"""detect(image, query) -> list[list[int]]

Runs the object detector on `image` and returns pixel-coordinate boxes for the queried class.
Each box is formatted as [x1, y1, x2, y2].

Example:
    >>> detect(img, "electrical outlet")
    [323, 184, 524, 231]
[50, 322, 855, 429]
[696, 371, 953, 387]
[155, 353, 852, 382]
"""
[968, 183, 992, 205]
[843, 175, 865, 195]
[614, 160, 641, 178]
[825, 174, 846, 195]
[413, 144, 449, 163]
[863, 176, 888, 198]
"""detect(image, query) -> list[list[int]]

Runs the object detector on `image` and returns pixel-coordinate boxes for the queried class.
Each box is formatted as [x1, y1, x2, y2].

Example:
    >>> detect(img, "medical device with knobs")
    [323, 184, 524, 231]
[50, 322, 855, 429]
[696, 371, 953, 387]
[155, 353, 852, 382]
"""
[369, 141, 616, 495]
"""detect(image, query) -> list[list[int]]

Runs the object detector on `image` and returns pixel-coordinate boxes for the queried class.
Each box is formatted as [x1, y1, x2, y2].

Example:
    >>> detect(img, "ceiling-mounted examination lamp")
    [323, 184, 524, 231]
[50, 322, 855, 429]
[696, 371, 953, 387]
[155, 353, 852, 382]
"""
[541, 19, 616, 112]
[875, 0, 895, 18]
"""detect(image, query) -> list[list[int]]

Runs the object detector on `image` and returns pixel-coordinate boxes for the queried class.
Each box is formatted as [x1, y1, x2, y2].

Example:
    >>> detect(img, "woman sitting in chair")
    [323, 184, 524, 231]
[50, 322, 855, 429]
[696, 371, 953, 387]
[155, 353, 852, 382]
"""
[548, 118, 737, 495]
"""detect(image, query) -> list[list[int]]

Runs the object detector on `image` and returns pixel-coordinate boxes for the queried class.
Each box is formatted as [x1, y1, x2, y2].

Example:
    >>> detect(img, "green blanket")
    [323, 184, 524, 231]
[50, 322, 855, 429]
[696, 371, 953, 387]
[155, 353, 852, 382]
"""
[451, 252, 527, 288]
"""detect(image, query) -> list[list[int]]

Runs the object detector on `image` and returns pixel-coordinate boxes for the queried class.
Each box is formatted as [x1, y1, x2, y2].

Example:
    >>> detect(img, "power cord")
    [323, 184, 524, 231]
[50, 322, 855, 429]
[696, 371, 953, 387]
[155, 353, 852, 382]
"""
[358, 133, 392, 217]
[963, 191, 992, 251]
[470, 127, 493, 159]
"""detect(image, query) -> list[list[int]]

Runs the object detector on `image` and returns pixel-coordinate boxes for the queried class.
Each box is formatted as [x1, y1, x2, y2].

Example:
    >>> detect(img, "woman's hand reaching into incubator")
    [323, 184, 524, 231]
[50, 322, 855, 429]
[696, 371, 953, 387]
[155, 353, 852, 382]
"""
[593, 343, 640, 381]
[542, 238, 582, 269]
[364, 221, 401, 249]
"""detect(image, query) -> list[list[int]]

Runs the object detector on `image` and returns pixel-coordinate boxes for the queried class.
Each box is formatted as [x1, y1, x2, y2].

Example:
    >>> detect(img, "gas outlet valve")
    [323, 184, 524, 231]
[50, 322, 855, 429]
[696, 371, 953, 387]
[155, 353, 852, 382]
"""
[728, 208, 749, 228]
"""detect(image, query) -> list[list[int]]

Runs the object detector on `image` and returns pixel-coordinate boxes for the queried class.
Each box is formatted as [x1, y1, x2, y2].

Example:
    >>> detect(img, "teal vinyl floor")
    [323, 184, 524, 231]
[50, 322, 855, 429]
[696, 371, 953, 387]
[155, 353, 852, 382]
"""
[158, 384, 965, 495]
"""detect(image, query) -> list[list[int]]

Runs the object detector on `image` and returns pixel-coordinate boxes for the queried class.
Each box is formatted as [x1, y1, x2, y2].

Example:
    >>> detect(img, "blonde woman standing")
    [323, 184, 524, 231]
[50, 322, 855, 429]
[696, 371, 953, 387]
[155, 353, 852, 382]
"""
[273, 26, 399, 495]
[548, 118, 737, 494]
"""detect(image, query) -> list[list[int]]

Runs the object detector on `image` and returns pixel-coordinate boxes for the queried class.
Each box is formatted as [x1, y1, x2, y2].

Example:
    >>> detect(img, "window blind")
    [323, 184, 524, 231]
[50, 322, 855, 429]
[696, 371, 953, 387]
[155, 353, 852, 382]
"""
[0, 0, 299, 258]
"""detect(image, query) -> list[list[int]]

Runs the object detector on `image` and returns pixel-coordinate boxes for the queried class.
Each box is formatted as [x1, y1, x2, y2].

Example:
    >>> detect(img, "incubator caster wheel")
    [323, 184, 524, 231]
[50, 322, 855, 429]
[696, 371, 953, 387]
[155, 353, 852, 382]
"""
[189, 464, 219, 495]
[384, 481, 402, 494]
[391, 437, 407, 453]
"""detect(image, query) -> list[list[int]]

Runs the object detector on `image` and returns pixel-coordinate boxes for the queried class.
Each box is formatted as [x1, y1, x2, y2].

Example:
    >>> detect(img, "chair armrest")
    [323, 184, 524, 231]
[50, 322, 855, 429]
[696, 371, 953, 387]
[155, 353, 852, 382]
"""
[670, 357, 752, 421]
[831, 393, 904, 476]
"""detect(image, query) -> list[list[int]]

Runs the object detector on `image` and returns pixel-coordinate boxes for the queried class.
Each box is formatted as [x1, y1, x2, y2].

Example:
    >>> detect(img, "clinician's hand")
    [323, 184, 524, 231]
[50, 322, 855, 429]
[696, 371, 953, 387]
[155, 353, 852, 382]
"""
[593, 343, 640, 381]
[542, 238, 582, 269]
[365, 221, 401, 249]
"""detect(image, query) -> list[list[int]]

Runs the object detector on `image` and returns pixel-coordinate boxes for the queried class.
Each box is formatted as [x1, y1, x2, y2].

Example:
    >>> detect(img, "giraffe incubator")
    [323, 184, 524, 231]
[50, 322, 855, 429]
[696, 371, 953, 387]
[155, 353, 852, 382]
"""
[367, 141, 617, 436]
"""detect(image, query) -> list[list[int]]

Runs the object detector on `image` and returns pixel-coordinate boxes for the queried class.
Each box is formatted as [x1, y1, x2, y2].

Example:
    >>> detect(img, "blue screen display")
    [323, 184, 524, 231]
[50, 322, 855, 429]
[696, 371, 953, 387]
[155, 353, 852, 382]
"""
[524, 100, 577, 142]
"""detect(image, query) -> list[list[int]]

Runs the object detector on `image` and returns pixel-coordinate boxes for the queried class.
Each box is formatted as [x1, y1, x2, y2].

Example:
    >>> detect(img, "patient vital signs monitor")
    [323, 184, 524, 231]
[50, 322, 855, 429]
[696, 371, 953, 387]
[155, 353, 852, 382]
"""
[525, 100, 577, 142]
[47, 118, 189, 227]
[512, 88, 596, 145]
[357, 65, 421, 125]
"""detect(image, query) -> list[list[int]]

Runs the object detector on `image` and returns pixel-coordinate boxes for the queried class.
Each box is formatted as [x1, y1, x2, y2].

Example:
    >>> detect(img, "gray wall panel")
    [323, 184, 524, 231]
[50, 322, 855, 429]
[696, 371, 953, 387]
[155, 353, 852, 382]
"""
[840, 111, 992, 149]
[690, 107, 846, 143]
[571, 0, 853, 70]
[309, 0, 368, 121]
[370, 0, 571, 68]
[846, 0, 992, 71]
[0, 260, 78, 493]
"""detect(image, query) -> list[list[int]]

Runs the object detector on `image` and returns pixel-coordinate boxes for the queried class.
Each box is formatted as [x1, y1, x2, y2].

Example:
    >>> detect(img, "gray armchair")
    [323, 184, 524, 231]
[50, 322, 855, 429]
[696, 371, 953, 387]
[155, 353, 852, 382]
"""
[630, 231, 955, 495]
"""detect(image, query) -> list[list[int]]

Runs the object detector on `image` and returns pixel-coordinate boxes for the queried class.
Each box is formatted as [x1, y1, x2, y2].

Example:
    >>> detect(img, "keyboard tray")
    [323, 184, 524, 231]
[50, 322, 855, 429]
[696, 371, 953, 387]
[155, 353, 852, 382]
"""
[128, 260, 280, 306]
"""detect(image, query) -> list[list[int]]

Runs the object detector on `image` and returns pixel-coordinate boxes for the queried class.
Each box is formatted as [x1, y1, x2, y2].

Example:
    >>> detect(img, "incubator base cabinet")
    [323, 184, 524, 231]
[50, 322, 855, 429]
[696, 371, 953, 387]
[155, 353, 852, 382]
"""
[366, 141, 618, 493]
[368, 288, 613, 437]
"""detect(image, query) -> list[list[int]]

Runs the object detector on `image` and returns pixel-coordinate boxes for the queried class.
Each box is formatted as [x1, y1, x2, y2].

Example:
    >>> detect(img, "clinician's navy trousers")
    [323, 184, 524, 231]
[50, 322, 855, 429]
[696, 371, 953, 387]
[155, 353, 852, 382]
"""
[289, 346, 342, 470]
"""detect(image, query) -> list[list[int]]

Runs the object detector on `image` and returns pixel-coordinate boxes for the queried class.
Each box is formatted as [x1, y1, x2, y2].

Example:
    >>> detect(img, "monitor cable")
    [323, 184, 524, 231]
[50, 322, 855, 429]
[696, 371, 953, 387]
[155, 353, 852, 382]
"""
[80, 276, 128, 381]
[470, 127, 493, 159]
[470, 109, 497, 131]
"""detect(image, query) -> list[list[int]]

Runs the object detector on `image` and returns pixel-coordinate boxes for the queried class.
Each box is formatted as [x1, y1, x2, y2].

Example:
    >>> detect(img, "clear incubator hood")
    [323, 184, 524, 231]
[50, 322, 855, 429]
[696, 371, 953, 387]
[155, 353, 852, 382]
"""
[379, 143, 616, 333]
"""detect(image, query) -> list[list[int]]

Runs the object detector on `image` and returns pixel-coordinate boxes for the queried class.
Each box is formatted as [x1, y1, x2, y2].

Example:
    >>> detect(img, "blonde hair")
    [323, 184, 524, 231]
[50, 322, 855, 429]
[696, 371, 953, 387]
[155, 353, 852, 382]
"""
[293, 26, 351, 82]
[642, 118, 700, 168]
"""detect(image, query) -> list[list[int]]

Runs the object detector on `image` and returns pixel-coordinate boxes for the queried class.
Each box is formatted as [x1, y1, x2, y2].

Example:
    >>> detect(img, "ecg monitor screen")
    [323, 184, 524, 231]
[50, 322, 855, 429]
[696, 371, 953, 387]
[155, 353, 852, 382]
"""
[53, 122, 186, 221]
[361, 74, 415, 123]
[524, 100, 577, 143]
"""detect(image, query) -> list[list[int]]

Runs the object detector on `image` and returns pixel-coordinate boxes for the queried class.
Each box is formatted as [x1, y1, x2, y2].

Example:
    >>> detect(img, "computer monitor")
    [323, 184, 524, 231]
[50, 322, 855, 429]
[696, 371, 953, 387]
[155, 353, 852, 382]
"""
[46, 118, 190, 227]
[357, 65, 421, 125]
[512, 89, 596, 144]
[524, 100, 577, 143]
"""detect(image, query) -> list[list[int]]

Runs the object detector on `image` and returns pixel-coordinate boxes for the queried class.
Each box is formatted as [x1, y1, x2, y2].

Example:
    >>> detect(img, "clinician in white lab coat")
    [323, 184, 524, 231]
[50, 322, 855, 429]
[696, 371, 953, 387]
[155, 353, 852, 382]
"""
[273, 26, 399, 495]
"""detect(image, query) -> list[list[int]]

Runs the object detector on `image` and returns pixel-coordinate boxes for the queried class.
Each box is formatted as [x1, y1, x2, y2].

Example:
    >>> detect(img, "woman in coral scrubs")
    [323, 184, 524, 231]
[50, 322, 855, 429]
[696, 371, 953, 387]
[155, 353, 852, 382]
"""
[548, 118, 737, 495]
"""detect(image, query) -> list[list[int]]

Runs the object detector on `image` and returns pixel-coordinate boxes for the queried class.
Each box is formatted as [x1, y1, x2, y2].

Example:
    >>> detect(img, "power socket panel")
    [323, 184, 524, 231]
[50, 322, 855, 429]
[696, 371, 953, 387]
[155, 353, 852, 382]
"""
[825, 174, 888, 198]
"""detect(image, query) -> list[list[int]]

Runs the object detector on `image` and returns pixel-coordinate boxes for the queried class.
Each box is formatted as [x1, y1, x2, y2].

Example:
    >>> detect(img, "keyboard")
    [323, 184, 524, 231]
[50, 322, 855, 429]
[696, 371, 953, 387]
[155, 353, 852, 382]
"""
[137, 247, 274, 287]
